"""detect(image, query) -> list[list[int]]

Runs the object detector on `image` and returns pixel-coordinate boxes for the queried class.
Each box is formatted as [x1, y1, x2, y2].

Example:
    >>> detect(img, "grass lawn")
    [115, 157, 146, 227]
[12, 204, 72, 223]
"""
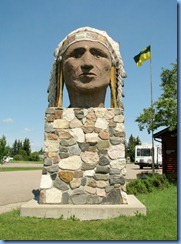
[9, 160, 43, 164]
[0, 160, 43, 171]
[0, 167, 43, 172]
[0, 184, 177, 240]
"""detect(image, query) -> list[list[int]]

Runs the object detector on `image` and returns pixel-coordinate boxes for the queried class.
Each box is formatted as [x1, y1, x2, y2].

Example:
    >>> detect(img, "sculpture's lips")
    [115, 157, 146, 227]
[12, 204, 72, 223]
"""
[80, 72, 96, 77]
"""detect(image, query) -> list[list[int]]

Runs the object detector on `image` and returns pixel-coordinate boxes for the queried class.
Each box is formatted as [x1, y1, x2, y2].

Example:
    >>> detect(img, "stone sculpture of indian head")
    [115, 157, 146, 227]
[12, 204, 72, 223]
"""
[47, 27, 126, 108]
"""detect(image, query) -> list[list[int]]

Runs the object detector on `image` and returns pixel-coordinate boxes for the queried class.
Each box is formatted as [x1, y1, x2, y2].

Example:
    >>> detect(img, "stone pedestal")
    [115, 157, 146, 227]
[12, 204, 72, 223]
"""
[39, 107, 126, 205]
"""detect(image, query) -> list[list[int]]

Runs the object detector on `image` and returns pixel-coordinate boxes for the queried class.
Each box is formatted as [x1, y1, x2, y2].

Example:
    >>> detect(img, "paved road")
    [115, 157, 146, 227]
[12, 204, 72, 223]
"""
[0, 163, 162, 214]
[0, 170, 42, 213]
[125, 163, 162, 182]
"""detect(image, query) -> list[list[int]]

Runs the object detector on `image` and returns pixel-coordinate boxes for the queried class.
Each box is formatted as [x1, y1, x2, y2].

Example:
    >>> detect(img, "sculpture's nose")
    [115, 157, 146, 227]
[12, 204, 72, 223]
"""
[81, 52, 94, 70]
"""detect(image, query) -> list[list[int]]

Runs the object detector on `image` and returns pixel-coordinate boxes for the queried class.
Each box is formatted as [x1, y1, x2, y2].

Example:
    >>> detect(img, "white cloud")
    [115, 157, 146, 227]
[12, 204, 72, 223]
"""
[24, 128, 32, 132]
[2, 118, 14, 123]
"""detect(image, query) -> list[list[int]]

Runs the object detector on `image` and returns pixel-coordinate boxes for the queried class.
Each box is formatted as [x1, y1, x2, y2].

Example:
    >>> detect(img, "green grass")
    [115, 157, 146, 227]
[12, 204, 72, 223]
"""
[0, 184, 177, 240]
[10, 160, 43, 164]
[0, 167, 42, 172]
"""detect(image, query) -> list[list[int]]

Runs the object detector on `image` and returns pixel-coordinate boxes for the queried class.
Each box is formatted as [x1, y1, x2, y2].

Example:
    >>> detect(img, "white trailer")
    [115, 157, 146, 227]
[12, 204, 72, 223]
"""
[135, 144, 162, 169]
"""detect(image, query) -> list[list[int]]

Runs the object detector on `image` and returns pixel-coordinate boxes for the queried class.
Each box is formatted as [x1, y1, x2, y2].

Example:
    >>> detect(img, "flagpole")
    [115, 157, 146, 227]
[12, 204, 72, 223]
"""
[150, 44, 155, 174]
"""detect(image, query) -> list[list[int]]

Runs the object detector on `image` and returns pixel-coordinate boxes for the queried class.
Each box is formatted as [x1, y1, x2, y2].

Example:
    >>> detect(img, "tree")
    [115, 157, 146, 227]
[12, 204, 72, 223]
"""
[126, 134, 141, 162]
[23, 138, 31, 156]
[0, 135, 10, 162]
[136, 62, 177, 133]
[12, 139, 18, 156]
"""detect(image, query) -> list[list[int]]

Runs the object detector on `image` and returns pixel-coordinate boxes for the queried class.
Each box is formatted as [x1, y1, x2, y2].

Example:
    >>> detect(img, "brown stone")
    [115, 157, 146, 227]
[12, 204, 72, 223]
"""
[46, 115, 55, 122]
[88, 146, 97, 152]
[87, 178, 97, 188]
[58, 171, 74, 183]
[58, 131, 72, 139]
[86, 112, 96, 122]
[52, 154, 61, 164]
[69, 118, 82, 128]
[47, 133, 59, 140]
[83, 120, 95, 127]
[54, 109, 63, 119]
[94, 127, 101, 133]
[99, 130, 109, 140]
[74, 171, 83, 178]
[39, 190, 46, 204]
[114, 131, 125, 137]
[70, 178, 81, 189]
[82, 126, 94, 134]
[109, 121, 116, 127]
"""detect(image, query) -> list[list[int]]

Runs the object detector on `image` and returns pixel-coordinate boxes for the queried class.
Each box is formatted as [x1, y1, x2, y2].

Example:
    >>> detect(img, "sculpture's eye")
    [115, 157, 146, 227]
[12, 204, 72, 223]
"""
[71, 48, 85, 58]
[94, 53, 101, 58]
[73, 52, 82, 58]
[91, 48, 108, 59]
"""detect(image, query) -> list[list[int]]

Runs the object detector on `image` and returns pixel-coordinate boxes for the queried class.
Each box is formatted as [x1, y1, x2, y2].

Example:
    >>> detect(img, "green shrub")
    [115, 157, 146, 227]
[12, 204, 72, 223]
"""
[126, 174, 169, 195]
[28, 152, 40, 161]
[13, 154, 24, 161]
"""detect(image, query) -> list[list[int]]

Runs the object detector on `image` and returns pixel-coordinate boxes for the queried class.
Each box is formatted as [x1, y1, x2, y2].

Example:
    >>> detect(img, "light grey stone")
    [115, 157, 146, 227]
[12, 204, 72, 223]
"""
[110, 159, 126, 170]
[53, 119, 69, 129]
[94, 108, 106, 118]
[60, 139, 69, 146]
[104, 110, 114, 119]
[40, 175, 52, 189]
[69, 144, 81, 156]
[81, 151, 99, 164]
[67, 138, 77, 146]
[97, 139, 110, 150]
[95, 165, 110, 174]
[99, 156, 110, 166]
[95, 118, 108, 130]
[45, 188, 62, 204]
[62, 192, 69, 204]
[62, 109, 75, 121]
[109, 176, 125, 185]
[110, 168, 120, 175]
[115, 123, 124, 132]
[47, 164, 59, 173]
[59, 155, 82, 170]
[45, 107, 55, 114]
[114, 114, 124, 123]
[44, 157, 52, 166]
[81, 177, 87, 186]
[97, 180, 108, 188]
[93, 174, 109, 181]
[54, 177, 69, 191]
[44, 140, 59, 152]
[108, 145, 125, 160]
[45, 123, 55, 133]
[70, 178, 81, 189]
[86, 195, 102, 204]
[69, 118, 82, 128]
[70, 190, 87, 204]
[110, 137, 122, 145]
[85, 133, 98, 143]
[83, 170, 95, 177]
[102, 188, 121, 204]
[84, 185, 96, 194]
[70, 128, 85, 143]
[74, 109, 84, 120]
[97, 188, 106, 197]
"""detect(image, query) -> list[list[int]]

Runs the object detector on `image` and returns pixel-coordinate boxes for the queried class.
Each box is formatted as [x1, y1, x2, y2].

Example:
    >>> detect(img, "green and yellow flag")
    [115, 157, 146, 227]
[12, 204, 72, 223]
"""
[134, 45, 151, 66]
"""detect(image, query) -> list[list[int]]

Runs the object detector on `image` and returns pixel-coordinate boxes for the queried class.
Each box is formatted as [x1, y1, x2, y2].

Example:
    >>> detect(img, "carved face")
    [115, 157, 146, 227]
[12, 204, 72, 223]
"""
[62, 40, 112, 93]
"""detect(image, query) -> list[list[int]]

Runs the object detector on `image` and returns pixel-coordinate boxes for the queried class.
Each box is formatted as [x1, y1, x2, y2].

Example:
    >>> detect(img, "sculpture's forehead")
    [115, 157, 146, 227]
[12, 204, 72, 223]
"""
[64, 40, 111, 56]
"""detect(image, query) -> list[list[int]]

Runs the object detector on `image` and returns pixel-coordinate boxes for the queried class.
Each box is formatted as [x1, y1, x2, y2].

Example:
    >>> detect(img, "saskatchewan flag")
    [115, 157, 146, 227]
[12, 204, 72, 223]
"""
[133, 45, 151, 66]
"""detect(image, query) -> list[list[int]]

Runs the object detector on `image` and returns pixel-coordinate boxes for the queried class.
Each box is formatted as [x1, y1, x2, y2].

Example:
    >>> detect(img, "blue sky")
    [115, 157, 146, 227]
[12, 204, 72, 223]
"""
[0, 0, 177, 152]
